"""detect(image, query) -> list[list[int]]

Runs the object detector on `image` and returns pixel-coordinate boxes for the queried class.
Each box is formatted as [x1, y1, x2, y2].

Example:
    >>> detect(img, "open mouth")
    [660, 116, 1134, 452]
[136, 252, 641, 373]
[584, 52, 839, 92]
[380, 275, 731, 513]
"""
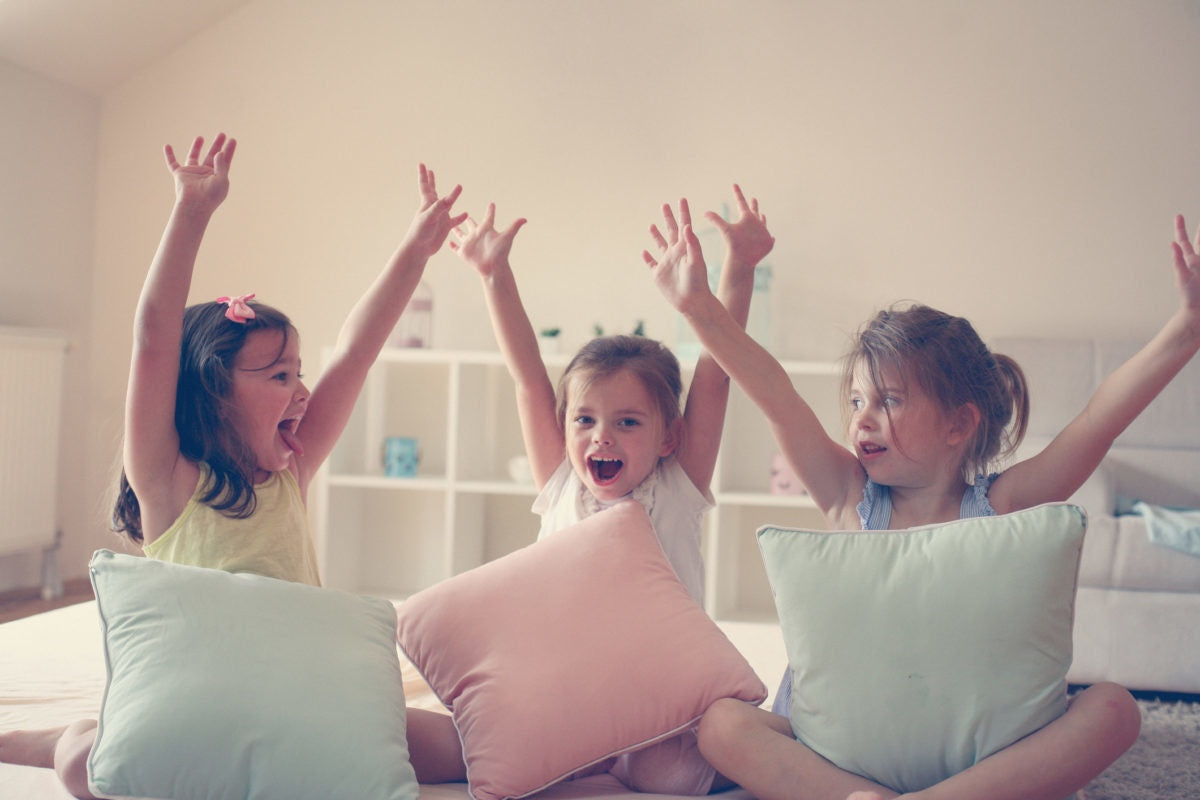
[860, 442, 886, 456]
[588, 456, 623, 485]
[278, 417, 305, 457]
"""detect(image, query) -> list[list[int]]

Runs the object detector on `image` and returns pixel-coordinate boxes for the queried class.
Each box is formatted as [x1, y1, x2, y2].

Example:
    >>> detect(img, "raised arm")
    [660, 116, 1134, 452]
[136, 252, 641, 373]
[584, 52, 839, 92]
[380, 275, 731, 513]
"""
[991, 214, 1200, 513]
[125, 134, 236, 533]
[298, 165, 466, 489]
[645, 224, 864, 524]
[646, 188, 773, 494]
[451, 205, 562, 487]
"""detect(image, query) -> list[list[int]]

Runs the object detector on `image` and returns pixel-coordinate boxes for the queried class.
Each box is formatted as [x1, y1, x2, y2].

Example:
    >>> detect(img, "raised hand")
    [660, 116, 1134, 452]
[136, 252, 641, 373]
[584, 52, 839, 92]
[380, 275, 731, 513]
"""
[403, 164, 468, 258]
[643, 199, 712, 313]
[450, 203, 527, 279]
[1173, 214, 1200, 311]
[706, 184, 774, 271]
[163, 133, 236, 212]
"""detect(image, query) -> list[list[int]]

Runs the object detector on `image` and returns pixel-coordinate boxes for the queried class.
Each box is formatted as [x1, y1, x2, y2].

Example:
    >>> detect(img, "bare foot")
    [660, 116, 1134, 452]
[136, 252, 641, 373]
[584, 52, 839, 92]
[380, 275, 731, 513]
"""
[0, 726, 66, 768]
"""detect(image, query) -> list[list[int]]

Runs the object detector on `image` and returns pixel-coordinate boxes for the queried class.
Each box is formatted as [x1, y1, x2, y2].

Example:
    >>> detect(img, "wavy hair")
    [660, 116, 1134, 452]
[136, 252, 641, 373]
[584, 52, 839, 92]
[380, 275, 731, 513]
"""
[112, 299, 296, 543]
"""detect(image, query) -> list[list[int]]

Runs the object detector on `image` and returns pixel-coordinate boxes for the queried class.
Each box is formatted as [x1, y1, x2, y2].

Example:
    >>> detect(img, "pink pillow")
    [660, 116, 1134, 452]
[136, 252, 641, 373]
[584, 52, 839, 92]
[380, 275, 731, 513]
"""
[395, 501, 766, 800]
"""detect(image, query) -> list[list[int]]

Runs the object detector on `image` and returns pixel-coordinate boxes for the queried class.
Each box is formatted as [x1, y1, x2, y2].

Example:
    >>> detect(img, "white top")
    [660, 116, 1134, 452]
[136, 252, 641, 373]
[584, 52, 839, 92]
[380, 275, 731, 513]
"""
[531, 458, 712, 604]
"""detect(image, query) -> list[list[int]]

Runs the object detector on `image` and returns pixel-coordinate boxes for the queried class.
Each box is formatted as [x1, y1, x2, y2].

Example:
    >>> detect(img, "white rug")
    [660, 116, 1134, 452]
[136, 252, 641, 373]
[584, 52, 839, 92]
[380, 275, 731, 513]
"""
[1084, 699, 1200, 800]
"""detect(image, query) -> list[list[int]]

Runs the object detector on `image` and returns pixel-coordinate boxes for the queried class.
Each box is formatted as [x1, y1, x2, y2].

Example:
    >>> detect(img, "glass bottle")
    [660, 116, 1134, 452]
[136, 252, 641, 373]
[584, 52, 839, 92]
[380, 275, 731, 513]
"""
[391, 281, 433, 348]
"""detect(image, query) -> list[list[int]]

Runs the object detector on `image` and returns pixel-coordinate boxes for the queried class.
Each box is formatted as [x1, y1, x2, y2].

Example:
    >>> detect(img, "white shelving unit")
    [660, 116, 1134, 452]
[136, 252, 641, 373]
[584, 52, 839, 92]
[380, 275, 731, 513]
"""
[312, 347, 842, 622]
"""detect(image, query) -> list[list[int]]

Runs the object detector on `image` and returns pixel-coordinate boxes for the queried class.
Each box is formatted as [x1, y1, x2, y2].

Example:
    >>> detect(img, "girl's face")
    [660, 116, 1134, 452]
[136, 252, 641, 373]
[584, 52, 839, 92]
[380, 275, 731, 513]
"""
[228, 329, 309, 476]
[564, 368, 676, 503]
[847, 361, 959, 487]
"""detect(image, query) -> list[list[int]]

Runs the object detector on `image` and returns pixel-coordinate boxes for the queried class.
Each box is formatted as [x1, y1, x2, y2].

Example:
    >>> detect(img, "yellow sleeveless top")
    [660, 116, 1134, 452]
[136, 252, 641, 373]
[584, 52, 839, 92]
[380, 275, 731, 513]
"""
[143, 466, 321, 586]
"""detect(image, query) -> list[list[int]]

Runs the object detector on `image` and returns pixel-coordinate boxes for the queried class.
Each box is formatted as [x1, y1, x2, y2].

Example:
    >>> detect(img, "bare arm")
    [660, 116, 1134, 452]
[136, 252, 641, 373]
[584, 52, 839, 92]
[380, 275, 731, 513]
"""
[297, 165, 465, 493]
[451, 205, 562, 488]
[990, 214, 1200, 513]
[646, 188, 773, 495]
[646, 225, 864, 525]
[125, 134, 235, 540]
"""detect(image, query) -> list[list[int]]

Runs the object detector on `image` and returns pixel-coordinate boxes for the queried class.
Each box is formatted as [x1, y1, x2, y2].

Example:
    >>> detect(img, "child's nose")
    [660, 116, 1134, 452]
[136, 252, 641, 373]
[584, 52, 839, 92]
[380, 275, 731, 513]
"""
[853, 407, 877, 430]
[592, 424, 612, 444]
[295, 381, 310, 403]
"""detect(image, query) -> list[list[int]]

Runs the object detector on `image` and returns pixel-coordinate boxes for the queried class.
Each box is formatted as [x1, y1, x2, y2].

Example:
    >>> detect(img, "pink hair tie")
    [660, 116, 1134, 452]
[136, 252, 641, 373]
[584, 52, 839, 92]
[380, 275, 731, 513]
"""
[216, 292, 257, 323]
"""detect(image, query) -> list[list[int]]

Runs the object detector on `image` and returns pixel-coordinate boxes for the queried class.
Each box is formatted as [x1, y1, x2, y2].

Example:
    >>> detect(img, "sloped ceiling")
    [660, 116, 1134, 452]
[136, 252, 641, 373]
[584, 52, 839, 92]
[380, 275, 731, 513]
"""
[0, 0, 249, 95]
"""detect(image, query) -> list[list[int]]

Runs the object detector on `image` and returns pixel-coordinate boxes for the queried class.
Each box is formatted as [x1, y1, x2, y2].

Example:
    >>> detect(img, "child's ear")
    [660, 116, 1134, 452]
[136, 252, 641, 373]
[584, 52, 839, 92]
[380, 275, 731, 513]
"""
[659, 418, 682, 458]
[947, 403, 982, 446]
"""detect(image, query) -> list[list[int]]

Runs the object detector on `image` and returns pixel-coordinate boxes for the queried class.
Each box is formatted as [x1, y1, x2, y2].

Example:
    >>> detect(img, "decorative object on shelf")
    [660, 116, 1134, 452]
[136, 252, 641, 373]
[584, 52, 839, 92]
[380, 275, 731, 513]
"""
[507, 455, 533, 484]
[383, 436, 420, 477]
[538, 327, 561, 355]
[390, 281, 433, 348]
[769, 452, 807, 496]
[591, 321, 646, 337]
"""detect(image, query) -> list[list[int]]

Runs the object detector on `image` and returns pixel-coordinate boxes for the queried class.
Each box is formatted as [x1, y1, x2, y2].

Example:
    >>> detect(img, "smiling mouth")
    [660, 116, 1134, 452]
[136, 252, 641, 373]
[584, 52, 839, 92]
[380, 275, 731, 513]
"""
[589, 456, 623, 484]
[860, 443, 886, 456]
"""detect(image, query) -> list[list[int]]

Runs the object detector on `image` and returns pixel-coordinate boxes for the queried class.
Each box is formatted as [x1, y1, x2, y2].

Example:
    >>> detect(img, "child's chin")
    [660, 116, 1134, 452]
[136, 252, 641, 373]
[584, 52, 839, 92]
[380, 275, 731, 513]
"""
[588, 482, 626, 502]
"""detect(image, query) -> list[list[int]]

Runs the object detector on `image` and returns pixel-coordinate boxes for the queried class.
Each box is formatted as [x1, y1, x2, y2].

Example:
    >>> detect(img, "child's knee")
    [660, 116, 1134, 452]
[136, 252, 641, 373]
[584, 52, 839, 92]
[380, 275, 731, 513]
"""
[1091, 682, 1142, 747]
[696, 698, 758, 756]
[1071, 682, 1141, 756]
[54, 719, 98, 799]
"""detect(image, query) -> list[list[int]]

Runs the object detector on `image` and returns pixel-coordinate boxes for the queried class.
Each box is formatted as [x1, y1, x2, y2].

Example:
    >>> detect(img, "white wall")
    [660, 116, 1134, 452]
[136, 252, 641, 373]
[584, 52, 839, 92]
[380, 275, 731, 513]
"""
[10, 0, 1200, 588]
[0, 61, 100, 590]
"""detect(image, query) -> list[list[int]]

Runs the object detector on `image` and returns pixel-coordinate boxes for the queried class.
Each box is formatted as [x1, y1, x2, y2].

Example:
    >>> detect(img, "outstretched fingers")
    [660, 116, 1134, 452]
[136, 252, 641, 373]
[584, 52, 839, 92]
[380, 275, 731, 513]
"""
[731, 183, 750, 212]
[201, 133, 227, 167]
[648, 224, 669, 253]
[186, 135, 205, 165]
[1175, 214, 1199, 257]
[449, 203, 525, 274]
[1173, 214, 1200, 306]
[213, 136, 236, 176]
[658, 198, 692, 244]
[418, 163, 437, 205]
[164, 133, 235, 176]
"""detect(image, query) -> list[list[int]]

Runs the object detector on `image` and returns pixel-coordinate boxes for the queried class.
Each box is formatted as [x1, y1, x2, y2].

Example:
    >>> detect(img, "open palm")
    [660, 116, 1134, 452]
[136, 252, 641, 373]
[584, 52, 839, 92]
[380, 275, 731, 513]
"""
[450, 203, 526, 278]
[644, 220, 710, 313]
[163, 133, 235, 211]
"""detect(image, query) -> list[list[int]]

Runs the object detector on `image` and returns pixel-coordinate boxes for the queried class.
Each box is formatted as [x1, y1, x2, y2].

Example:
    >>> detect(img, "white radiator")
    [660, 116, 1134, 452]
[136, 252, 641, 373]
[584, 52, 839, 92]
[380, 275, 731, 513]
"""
[0, 327, 68, 595]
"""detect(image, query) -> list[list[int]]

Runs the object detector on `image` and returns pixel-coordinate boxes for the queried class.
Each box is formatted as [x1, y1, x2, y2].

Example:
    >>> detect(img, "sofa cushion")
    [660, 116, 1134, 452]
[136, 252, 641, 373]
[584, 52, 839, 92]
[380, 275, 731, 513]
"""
[1078, 514, 1200, 592]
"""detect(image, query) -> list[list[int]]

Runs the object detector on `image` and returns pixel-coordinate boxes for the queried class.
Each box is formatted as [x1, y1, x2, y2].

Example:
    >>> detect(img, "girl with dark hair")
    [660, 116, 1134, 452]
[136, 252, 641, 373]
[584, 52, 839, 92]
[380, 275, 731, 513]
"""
[0, 132, 466, 798]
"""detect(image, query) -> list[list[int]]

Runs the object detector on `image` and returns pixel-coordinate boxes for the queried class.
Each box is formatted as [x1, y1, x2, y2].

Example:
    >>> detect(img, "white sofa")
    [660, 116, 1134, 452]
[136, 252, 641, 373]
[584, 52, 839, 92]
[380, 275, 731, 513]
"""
[995, 337, 1200, 694]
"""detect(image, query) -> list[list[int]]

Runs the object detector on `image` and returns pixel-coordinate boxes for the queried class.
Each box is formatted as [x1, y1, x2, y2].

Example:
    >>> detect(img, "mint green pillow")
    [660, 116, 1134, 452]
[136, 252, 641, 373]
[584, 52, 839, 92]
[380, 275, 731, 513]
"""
[757, 503, 1086, 794]
[87, 550, 418, 800]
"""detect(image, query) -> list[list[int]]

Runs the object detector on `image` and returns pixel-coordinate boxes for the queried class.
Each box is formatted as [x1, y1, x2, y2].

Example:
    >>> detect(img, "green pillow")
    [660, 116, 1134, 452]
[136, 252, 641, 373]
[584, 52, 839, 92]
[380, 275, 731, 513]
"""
[87, 550, 418, 800]
[757, 503, 1086, 794]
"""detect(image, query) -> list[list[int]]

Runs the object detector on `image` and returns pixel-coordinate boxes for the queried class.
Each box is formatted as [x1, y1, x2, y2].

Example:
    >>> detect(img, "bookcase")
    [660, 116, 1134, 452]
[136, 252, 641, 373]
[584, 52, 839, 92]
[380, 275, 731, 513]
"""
[312, 347, 842, 621]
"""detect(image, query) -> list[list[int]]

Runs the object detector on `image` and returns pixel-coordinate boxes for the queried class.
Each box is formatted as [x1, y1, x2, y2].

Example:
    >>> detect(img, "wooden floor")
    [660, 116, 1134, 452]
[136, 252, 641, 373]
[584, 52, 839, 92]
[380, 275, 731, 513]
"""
[0, 577, 94, 624]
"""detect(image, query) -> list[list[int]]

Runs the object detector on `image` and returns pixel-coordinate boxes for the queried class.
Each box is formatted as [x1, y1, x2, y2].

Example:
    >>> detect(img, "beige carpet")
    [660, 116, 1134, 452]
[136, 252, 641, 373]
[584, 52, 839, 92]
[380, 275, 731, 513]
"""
[1083, 699, 1200, 800]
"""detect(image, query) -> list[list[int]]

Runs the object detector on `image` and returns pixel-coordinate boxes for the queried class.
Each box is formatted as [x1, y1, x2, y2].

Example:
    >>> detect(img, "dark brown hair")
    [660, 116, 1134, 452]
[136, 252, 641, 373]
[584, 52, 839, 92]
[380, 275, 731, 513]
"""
[112, 299, 296, 543]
